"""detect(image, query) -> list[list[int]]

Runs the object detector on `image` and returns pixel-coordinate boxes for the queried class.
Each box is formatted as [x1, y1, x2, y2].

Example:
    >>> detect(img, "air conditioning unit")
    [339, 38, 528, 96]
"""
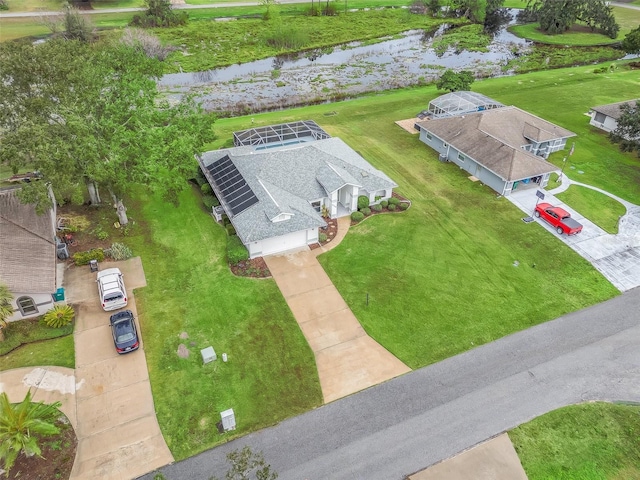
[438, 154, 448, 163]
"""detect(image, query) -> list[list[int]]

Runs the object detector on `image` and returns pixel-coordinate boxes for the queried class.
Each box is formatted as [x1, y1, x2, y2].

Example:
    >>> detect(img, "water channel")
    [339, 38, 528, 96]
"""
[158, 10, 531, 113]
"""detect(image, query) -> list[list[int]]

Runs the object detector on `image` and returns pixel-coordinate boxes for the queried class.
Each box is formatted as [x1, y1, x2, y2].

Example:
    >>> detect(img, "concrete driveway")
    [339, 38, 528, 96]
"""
[264, 219, 410, 403]
[508, 179, 640, 291]
[66, 257, 173, 480]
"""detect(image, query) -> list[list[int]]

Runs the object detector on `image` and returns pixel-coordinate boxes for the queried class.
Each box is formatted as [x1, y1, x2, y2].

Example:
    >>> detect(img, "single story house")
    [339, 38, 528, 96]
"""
[589, 99, 639, 133]
[197, 121, 397, 258]
[0, 187, 58, 321]
[416, 100, 575, 196]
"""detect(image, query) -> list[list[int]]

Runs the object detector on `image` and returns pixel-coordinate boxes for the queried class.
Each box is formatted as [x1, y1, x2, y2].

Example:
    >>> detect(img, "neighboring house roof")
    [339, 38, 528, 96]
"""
[0, 187, 56, 294]
[416, 106, 575, 181]
[198, 137, 397, 244]
[590, 99, 639, 120]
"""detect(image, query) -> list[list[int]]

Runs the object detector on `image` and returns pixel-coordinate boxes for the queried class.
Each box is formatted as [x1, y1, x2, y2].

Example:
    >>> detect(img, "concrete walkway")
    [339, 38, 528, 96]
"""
[264, 217, 410, 403]
[0, 366, 79, 429]
[66, 257, 173, 480]
[508, 178, 640, 292]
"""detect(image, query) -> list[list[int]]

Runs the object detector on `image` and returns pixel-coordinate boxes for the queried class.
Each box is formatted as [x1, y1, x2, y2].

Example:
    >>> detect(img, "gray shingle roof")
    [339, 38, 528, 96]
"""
[199, 137, 397, 243]
[0, 188, 56, 294]
[417, 106, 575, 181]
[591, 99, 639, 120]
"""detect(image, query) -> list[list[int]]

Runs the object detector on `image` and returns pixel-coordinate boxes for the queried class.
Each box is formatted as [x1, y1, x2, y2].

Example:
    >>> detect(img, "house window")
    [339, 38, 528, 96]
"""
[457, 153, 465, 161]
[311, 201, 321, 213]
[594, 112, 606, 123]
[426, 133, 433, 140]
[17, 296, 37, 316]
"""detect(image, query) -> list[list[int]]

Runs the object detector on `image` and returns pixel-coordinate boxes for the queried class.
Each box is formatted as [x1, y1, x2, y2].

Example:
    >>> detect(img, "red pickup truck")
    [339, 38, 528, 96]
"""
[534, 203, 583, 235]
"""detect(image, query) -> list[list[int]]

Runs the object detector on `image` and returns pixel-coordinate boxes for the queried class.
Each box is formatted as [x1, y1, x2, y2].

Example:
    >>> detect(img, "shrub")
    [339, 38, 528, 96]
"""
[201, 183, 213, 195]
[380, 200, 388, 208]
[43, 305, 74, 328]
[226, 224, 236, 236]
[372, 204, 383, 212]
[388, 203, 397, 211]
[399, 202, 409, 211]
[0, 0, 8, 11]
[388, 197, 400, 205]
[227, 236, 248, 265]
[120, 27, 176, 61]
[92, 226, 109, 240]
[203, 195, 217, 210]
[319, 232, 328, 242]
[351, 211, 365, 223]
[73, 248, 105, 265]
[129, 0, 188, 28]
[361, 207, 371, 216]
[357, 195, 370, 210]
[107, 242, 133, 261]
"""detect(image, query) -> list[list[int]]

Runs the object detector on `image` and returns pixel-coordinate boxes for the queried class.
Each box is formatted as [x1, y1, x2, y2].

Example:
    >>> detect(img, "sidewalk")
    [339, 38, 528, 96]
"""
[264, 217, 411, 403]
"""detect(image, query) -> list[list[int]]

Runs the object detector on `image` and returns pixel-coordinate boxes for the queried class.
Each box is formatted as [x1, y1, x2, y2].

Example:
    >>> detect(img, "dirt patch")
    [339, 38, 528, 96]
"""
[8, 415, 77, 480]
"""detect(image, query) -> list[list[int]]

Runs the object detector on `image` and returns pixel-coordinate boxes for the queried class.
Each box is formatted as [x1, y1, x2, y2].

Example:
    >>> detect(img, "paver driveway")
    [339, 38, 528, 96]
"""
[264, 227, 410, 403]
[66, 258, 173, 480]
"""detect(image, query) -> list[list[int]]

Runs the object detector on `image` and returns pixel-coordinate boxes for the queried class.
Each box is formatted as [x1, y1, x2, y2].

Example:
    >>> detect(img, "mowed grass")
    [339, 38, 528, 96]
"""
[211, 68, 627, 369]
[509, 402, 640, 480]
[556, 185, 627, 234]
[0, 336, 75, 371]
[126, 187, 321, 460]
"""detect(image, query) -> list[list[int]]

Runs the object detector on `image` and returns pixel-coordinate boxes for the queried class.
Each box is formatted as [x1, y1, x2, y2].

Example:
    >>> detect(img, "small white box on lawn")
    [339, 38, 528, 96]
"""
[221, 408, 236, 431]
[201, 346, 217, 364]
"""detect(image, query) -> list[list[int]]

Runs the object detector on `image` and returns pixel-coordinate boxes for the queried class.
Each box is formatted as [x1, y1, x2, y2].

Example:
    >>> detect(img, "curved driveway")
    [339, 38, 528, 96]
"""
[143, 286, 640, 480]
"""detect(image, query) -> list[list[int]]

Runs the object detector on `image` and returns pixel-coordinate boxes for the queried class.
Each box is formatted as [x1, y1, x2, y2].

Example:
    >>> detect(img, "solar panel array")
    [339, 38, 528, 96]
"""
[206, 155, 258, 216]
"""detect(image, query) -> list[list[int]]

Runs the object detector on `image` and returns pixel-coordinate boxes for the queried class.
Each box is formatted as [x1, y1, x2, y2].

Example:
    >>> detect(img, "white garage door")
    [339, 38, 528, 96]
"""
[260, 230, 308, 256]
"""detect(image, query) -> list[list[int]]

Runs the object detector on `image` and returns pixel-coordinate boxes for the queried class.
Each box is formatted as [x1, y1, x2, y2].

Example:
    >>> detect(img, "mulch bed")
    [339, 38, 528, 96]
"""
[350, 193, 412, 226]
[230, 256, 271, 278]
[8, 416, 77, 480]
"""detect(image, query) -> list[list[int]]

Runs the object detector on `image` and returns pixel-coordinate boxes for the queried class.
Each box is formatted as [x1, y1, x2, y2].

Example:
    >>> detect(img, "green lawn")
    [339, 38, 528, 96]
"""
[509, 6, 640, 44]
[211, 70, 628, 369]
[0, 336, 75, 371]
[556, 185, 627, 234]
[125, 187, 322, 460]
[509, 402, 640, 480]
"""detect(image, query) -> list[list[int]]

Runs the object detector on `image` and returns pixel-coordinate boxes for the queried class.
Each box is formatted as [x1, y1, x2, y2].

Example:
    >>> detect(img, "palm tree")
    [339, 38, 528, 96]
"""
[0, 390, 62, 475]
[0, 283, 14, 342]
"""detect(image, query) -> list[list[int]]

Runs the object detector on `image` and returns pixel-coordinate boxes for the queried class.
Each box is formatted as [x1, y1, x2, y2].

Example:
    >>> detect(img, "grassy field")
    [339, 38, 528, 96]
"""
[124, 187, 322, 460]
[0, 336, 75, 370]
[556, 185, 627, 234]
[510, 402, 640, 479]
[0, 316, 75, 371]
[210, 67, 633, 369]
[510, 6, 640, 44]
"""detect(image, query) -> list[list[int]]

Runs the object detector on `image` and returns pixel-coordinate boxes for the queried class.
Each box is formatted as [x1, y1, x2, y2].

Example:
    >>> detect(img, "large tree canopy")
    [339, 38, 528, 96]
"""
[622, 25, 640, 55]
[610, 100, 640, 157]
[0, 39, 215, 221]
[521, 0, 619, 39]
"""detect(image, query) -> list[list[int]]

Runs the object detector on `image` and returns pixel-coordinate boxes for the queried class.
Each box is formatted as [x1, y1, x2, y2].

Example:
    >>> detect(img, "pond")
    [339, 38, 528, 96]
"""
[158, 10, 531, 113]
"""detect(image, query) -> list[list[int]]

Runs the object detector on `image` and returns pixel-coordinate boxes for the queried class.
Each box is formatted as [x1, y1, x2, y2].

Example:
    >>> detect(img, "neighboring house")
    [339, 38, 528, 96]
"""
[0, 187, 58, 321]
[589, 99, 639, 133]
[197, 121, 397, 258]
[416, 99, 575, 197]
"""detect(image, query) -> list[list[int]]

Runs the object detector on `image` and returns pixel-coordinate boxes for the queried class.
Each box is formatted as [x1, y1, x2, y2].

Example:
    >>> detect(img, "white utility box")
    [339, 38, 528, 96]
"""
[220, 408, 236, 431]
[201, 346, 217, 364]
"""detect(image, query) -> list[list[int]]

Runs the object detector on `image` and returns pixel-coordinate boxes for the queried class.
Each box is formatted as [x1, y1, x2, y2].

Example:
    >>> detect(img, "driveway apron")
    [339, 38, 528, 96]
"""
[66, 257, 173, 480]
[508, 182, 640, 292]
[264, 221, 410, 403]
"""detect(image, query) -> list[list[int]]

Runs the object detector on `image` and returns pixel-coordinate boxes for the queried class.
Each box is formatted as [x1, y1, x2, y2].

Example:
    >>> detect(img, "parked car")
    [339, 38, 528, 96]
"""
[109, 310, 139, 354]
[534, 203, 583, 235]
[97, 268, 127, 311]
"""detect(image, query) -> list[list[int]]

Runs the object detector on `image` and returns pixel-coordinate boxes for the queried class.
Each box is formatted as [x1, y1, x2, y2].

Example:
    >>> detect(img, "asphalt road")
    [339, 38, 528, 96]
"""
[141, 287, 640, 480]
